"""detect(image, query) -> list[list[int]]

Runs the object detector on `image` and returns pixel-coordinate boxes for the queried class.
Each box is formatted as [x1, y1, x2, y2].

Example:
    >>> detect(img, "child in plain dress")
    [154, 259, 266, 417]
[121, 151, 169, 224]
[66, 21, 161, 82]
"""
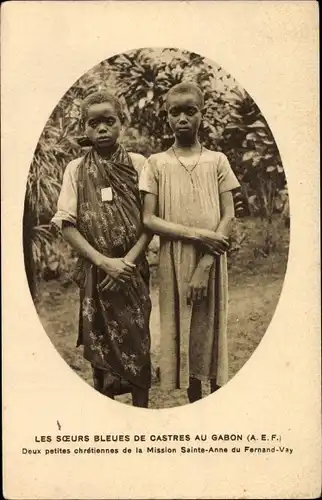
[139, 82, 240, 402]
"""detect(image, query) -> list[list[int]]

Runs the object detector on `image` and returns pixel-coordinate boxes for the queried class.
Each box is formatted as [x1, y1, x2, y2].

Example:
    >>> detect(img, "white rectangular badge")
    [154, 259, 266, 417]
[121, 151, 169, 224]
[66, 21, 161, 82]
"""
[101, 187, 113, 202]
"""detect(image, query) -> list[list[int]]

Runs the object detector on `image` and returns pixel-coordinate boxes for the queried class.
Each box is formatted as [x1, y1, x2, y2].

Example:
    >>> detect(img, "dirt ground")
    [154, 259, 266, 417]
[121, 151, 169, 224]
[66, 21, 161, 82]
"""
[36, 218, 289, 409]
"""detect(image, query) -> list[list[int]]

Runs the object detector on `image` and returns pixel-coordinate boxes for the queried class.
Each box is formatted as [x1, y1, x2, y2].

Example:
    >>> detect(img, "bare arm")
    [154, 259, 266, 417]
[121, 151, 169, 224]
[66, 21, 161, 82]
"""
[61, 223, 136, 286]
[142, 192, 229, 253]
[187, 191, 235, 304]
[215, 191, 235, 238]
[196, 191, 235, 269]
[99, 228, 153, 292]
[124, 230, 154, 264]
[203, 191, 235, 256]
[62, 223, 103, 267]
[142, 192, 201, 243]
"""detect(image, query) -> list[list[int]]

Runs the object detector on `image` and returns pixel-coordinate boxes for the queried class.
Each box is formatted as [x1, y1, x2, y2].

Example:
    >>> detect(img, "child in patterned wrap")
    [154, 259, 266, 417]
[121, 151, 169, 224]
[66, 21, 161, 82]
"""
[52, 91, 152, 407]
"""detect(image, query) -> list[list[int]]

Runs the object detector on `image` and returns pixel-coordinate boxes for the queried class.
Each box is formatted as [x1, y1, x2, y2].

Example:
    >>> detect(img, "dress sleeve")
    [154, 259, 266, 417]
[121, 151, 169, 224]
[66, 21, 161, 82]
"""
[129, 152, 146, 178]
[217, 153, 240, 194]
[51, 158, 80, 230]
[138, 156, 159, 195]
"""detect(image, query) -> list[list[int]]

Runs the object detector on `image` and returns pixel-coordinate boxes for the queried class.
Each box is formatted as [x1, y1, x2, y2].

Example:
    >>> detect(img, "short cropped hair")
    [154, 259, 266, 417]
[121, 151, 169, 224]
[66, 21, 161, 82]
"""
[81, 90, 124, 122]
[165, 82, 204, 110]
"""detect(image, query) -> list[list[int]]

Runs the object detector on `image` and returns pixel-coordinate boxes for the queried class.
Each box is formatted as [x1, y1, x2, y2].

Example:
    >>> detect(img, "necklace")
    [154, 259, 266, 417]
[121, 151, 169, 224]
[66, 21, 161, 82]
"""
[171, 144, 203, 175]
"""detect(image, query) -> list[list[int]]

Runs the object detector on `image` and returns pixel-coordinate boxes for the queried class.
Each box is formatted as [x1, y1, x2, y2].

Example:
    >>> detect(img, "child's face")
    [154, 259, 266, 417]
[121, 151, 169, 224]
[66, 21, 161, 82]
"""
[167, 92, 202, 142]
[84, 102, 122, 150]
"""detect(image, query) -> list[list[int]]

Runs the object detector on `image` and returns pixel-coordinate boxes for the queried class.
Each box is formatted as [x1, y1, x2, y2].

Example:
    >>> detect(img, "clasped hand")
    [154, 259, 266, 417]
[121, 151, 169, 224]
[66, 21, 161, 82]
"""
[97, 256, 136, 293]
[197, 229, 229, 255]
[187, 229, 229, 305]
[187, 265, 209, 305]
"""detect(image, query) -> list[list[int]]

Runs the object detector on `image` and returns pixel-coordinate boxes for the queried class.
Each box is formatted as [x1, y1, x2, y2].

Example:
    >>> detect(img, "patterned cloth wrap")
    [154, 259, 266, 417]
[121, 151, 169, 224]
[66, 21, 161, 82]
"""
[73, 146, 151, 396]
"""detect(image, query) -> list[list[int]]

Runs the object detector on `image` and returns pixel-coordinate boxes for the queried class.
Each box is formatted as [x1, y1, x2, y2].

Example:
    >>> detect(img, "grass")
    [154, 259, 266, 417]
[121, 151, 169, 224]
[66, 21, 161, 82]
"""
[35, 217, 289, 409]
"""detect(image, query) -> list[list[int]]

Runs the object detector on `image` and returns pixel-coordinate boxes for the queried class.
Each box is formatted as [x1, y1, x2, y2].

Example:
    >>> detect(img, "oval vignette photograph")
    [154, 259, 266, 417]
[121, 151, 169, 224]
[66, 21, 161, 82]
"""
[23, 47, 290, 410]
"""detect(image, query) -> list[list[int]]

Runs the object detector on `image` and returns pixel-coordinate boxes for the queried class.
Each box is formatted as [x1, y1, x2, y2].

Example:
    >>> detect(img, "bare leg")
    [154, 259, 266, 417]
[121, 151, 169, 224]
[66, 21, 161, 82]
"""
[103, 390, 115, 400]
[132, 387, 149, 408]
[187, 377, 202, 403]
[210, 379, 220, 393]
[92, 366, 115, 399]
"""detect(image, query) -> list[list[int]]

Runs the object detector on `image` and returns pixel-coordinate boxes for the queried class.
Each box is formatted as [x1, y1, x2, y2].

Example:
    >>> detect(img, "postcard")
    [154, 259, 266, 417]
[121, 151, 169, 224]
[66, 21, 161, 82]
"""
[2, 1, 320, 498]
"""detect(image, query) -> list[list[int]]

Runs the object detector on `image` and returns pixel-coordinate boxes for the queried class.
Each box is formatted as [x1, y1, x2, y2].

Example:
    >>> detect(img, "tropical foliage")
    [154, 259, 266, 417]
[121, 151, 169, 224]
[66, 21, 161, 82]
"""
[24, 47, 288, 298]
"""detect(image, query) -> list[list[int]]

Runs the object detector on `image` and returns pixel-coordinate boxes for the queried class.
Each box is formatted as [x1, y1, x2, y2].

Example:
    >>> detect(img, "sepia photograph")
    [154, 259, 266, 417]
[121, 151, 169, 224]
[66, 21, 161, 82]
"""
[2, 2, 320, 498]
[23, 47, 290, 409]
